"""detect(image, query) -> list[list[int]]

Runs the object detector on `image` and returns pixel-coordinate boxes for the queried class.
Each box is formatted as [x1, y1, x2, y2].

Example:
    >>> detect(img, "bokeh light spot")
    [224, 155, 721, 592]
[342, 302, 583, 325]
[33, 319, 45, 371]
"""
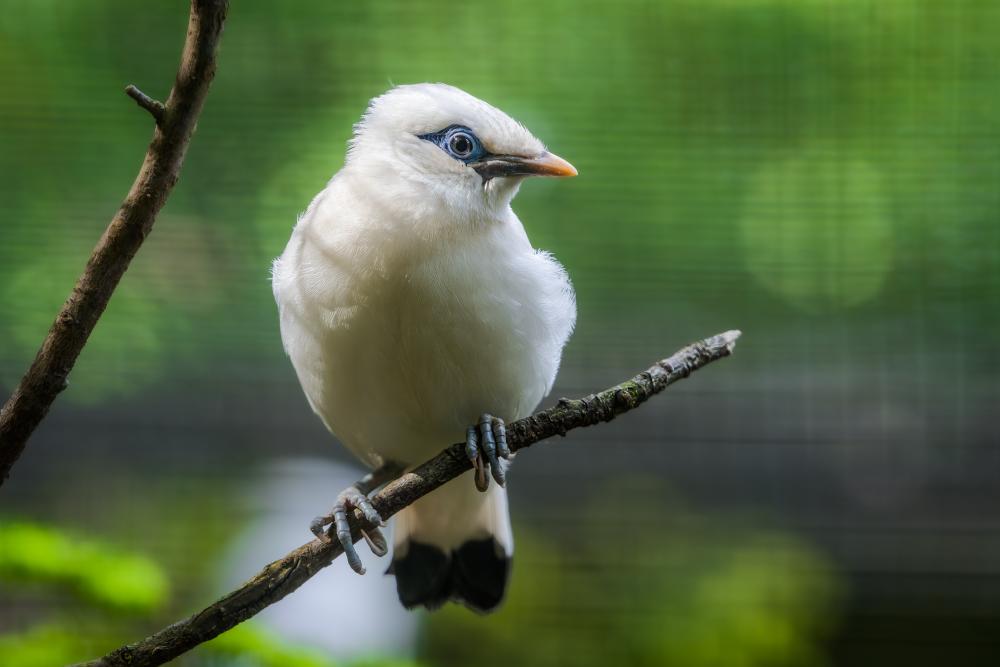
[740, 146, 892, 311]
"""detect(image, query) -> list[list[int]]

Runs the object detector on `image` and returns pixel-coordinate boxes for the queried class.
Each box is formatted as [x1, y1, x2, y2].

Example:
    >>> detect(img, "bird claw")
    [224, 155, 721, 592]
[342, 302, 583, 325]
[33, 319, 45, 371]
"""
[466, 413, 510, 492]
[310, 484, 385, 575]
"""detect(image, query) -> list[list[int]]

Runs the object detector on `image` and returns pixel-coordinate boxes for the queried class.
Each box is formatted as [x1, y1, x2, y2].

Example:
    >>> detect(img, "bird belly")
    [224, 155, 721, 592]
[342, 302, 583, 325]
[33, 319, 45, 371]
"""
[284, 223, 574, 469]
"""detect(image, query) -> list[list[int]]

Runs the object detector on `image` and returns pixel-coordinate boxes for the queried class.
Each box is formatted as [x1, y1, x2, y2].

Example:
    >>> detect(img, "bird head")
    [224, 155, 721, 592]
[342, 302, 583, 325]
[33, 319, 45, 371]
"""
[346, 83, 576, 221]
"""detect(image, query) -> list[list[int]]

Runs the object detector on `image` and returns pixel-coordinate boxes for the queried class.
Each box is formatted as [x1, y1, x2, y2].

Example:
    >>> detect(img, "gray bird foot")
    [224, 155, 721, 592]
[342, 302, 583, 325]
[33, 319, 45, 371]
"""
[465, 413, 510, 492]
[311, 485, 387, 575]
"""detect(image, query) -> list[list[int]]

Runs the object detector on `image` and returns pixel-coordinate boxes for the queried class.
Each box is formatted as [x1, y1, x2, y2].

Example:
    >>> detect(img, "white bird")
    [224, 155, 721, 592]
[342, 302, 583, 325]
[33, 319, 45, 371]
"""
[272, 83, 577, 612]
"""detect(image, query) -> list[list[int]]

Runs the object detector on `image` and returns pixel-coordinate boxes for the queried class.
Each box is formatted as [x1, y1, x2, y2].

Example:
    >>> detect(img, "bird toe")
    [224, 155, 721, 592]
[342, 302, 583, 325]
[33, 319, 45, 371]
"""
[465, 413, 507, 490]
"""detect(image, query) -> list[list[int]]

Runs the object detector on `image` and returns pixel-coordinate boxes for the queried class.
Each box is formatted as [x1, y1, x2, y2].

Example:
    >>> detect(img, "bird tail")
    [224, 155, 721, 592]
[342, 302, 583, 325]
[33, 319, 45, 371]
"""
[389, 471, 512, 613]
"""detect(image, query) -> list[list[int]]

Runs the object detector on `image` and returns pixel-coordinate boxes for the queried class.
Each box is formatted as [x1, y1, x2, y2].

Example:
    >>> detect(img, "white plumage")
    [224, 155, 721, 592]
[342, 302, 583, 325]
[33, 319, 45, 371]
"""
[272, 83, 576, 611]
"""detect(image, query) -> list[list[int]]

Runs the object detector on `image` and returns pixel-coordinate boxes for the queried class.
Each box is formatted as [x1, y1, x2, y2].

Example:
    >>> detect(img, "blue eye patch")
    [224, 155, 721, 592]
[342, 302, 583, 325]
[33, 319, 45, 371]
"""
[418, 125, 488, 164]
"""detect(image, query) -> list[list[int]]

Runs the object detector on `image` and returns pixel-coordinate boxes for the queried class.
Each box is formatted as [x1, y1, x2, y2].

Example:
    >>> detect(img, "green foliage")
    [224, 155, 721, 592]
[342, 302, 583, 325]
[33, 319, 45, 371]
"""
[207, 623, 424, 667]
[347, 658, 425, 667]
[0, 624, 93, 667]
[421, 481, 841, 667]
[0, 520, 169, 665]
[208, 624, 337, 667]
[0, 519, 169, 613]
[0, 518, 422, 665]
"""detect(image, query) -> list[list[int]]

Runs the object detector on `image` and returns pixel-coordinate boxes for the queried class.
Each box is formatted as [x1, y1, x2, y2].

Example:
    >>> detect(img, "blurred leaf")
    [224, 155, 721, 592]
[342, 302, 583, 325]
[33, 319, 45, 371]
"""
[207, 623, 335, 667]
[0, 519, 169, 613]
[0, 624, 90, 667]
[206, 622, 424, 667]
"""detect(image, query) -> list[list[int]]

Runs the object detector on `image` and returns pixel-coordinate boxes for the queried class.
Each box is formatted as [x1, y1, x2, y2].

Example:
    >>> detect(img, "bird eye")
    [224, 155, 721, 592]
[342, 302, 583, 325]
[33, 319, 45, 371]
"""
[448, 131, 475, 159]
[418, 125, 485, 164]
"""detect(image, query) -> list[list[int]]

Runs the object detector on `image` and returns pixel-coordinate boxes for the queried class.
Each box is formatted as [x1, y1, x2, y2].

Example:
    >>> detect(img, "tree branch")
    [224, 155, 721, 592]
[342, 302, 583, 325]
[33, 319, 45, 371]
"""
[124, 84, 166, 125]
[73, 330, 741, 667]
[0, 0, 229, 485]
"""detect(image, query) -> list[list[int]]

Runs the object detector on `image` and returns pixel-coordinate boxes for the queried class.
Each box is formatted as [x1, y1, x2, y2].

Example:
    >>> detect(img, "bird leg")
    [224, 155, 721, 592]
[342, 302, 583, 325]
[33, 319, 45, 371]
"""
[465, 413, 510, 492]
[310, 461, 404, 575]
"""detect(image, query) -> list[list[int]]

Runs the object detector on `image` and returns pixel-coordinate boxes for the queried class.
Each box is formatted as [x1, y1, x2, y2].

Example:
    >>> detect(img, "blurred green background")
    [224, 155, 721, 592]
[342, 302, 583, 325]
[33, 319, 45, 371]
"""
[2, 0, 999, 665]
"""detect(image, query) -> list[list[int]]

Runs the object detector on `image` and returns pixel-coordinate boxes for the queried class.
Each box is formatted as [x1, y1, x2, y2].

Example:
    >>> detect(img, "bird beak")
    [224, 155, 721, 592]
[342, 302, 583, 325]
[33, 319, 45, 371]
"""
[515, 152, 578, 178]
[471, 151, 578, 180]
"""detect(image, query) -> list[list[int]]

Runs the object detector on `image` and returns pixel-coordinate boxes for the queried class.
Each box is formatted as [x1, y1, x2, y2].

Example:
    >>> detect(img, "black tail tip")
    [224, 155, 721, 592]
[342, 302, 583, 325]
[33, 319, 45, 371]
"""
[389, 538, 511, 613]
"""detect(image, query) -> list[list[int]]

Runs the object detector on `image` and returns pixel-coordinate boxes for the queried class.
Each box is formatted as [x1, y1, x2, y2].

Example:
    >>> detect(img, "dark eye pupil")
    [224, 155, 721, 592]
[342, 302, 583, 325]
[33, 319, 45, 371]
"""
[450, 134, 472, 156]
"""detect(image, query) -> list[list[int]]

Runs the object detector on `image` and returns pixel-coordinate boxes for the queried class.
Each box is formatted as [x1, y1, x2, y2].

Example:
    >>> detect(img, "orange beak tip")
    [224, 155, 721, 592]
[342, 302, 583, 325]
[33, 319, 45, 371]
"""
[537, 151, 578, 178]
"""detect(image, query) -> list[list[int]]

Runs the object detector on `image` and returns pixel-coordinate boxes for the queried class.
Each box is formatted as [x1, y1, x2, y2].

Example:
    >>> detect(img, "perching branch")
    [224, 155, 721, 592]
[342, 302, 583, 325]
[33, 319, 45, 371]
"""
[73, 330, 741, 667]
[0, 0, 229, 485]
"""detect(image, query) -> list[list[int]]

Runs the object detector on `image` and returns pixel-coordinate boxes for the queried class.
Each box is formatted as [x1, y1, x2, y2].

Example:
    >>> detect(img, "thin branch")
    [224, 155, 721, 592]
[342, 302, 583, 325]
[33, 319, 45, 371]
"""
[124, 84, 166, 124]
[73, 330, 742, 667]
[0, 0, 229, 485]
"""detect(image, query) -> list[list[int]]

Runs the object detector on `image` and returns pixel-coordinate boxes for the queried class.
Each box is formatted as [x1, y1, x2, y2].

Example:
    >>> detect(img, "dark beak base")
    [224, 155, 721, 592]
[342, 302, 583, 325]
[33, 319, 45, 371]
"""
[471, 151, 577, 181]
